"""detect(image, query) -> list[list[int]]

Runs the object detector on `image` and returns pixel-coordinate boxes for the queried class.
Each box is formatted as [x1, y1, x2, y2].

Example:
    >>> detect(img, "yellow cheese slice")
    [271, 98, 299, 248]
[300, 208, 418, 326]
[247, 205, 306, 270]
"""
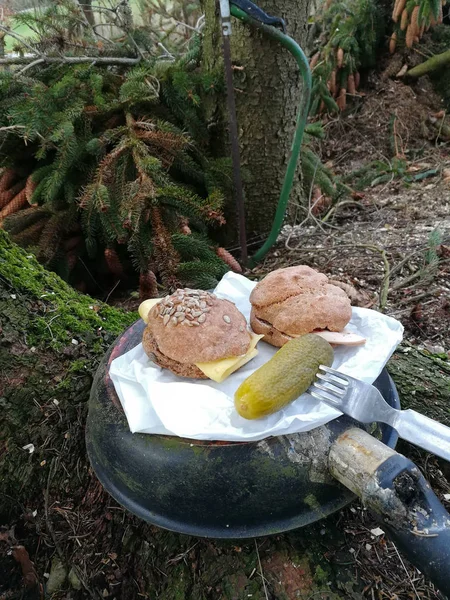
[138, 298, 162, 323]
[195, 333, 264, 383]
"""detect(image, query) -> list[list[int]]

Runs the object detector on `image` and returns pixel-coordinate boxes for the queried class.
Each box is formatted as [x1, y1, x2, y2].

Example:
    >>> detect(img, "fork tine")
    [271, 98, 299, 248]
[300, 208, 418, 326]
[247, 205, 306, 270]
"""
[310, 389, 342, 405]
[313, 381, 346, 396]
[316, 372, 347, 390]
[318, 365, 349, 385]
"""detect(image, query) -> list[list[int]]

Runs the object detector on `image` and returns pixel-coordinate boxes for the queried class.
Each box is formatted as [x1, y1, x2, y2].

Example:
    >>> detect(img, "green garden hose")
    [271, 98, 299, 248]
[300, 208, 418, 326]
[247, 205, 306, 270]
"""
[230, 6, 312, 266]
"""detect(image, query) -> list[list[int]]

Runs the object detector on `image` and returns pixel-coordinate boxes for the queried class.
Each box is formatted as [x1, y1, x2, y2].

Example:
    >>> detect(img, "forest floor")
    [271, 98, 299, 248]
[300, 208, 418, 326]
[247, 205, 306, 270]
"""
[241, 73, 450, 598]
[2, 70, 450, 600]
[257, 75, 450, 354]
[104, 70, 450, 599]
[94, 71, 450, 599]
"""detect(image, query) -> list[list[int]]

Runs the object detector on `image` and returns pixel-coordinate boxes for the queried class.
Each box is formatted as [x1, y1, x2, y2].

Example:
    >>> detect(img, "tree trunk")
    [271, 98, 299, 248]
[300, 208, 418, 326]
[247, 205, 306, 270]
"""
[202, 0, 311, 246]
[78, 0, 95, 27]
[1, 231, 449, 598]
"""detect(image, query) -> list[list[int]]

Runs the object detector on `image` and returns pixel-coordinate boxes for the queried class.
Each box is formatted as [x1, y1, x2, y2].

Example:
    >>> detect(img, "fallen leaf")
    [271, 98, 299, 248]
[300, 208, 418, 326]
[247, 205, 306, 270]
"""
[12, 546, 38, 588]
[396, 64, 408, 78]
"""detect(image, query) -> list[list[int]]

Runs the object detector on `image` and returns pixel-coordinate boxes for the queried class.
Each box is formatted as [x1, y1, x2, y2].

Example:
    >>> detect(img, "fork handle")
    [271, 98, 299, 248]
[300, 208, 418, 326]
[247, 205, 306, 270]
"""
[392, 409, 450, 462]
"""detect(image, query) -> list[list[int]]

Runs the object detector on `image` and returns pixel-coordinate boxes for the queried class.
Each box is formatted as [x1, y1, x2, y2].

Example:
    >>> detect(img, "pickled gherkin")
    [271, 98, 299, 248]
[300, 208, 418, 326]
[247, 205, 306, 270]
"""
[234, 334, 334, 420]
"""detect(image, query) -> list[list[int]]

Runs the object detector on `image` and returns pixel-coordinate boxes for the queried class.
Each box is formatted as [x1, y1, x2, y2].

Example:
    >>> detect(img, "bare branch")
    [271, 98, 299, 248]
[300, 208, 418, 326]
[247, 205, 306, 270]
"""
[0, 24, 42, 57]
[0, 125, 26, 132]
[0, 55, 141, 66]
[16, 58, 45, 75]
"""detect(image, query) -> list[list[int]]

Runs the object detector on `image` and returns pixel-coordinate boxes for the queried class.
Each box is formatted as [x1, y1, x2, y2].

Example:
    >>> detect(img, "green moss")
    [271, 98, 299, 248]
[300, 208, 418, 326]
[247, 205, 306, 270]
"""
[314, 564, 330, 585]
[0, 230, 135, 350]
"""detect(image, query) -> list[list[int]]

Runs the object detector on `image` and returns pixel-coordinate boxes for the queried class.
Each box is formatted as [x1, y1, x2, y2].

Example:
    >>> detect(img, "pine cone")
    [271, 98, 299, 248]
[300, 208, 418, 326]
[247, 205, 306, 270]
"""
[410, 5, 420, 37]
[347, 74, 356, 95]
[104, 248, 123, 278]
[13, 219, 46, 247]
[139, 270, 158, 299]
[336, 88, 347, 111]
[392, 0, 406, 22]
[328, 69, 337, 97]
[389, 31, 397, 54]
[400, 8, 409, 31]
[309, 52, 320, 69]
[67, 252, 78, 272]
[36, 215, 63, 264]
[0, 168, 17, 193]
[25, 175, 38, 204]
[64, 236, 82, 251]
[216, 247, 242, 273]
[405, 24, 415, 48]
[0, 181, 25, 210]
[0, 189, 27, 223]
[311, 187, 332, 217]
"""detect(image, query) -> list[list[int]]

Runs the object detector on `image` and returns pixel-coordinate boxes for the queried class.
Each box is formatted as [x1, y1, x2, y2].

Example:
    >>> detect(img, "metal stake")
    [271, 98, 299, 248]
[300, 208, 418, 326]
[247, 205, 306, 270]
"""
[219, 0, 248, 265]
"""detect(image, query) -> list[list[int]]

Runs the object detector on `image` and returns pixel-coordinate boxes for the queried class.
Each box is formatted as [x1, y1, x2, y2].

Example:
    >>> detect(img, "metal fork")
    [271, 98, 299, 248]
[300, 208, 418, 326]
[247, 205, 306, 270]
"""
[309, 365, 450, 463]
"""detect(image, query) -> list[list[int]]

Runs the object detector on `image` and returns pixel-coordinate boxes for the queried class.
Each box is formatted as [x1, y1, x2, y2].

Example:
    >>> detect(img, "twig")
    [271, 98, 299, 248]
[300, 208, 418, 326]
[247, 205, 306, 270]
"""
[321, 200, 365, 223]
[104, 279, 121, 303]
[16, 58, 45, 75]
[157, 42, 175, 61]
[70, 564, 99, 600]
[0, 55, 141, 66]
[0, 125, 26, 132]
[254, 540, 269, 600]
[391, 542, 420, 599]
[44, 458, 65, 562]
[0, 23, 42, 57]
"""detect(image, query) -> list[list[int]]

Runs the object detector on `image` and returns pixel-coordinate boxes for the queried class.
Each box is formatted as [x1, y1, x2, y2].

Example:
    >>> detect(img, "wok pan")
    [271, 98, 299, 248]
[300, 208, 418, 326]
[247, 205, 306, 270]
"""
[86, 320, 450, 596]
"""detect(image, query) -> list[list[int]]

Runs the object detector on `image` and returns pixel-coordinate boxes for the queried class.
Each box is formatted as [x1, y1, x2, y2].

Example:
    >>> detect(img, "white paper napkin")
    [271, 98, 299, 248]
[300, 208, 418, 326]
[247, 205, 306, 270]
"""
[109, 272, 404, 441]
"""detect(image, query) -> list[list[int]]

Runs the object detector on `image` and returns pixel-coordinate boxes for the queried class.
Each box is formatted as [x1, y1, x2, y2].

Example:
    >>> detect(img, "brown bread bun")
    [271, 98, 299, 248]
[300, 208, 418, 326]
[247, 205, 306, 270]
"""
[142, 288, 251, 379]
[249, 266, 352, 347]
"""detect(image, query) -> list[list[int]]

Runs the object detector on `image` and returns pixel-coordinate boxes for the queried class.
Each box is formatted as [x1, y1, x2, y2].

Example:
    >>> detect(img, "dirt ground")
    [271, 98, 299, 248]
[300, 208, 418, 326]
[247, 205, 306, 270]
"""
[254, 77, 450, 355]
[99, 73, 450, 599]
[241, 74, 450, 598]
[2, 66, 450, 599]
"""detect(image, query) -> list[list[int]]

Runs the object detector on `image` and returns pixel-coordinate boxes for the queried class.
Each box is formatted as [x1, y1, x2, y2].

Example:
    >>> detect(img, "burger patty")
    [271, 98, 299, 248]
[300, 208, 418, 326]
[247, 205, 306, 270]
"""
[142, 328, 208, 379]
[250, 311, 294, 348]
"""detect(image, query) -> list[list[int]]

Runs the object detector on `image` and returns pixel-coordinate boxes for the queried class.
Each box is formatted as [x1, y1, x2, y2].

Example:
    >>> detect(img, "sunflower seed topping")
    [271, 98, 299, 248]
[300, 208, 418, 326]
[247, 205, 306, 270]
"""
[157, 289, 219, 326]
[223, 315, 231, 324]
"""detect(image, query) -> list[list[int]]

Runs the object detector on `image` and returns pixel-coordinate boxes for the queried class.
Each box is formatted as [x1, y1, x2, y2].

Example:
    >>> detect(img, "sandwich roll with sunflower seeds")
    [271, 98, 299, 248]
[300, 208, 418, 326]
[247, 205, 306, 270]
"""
[139, 289, 263, 382]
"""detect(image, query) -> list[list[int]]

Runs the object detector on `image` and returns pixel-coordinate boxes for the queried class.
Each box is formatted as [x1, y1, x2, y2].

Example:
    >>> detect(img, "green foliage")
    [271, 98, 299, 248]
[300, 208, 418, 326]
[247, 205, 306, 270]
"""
[429, 25, 450, 109]
[0, 8, 231, 294]
[308, 0, 384, 115]
[301, 123, 347, 202]
[342, 157, 439, 190]
[425, 228, 442, 267]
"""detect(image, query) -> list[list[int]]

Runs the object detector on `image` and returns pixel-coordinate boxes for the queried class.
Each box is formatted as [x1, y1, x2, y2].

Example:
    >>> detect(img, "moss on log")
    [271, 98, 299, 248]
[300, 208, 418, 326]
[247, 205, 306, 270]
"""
[1, 230, 449, 599]
[406, 49, 450, 79]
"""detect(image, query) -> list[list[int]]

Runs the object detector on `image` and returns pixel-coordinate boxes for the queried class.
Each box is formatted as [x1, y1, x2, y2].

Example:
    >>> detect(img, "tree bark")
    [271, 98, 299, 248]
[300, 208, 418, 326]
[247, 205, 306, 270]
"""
[1, 231, 449, 598]
[78, 0, 95, 27]
[202, 0, 311, 246]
